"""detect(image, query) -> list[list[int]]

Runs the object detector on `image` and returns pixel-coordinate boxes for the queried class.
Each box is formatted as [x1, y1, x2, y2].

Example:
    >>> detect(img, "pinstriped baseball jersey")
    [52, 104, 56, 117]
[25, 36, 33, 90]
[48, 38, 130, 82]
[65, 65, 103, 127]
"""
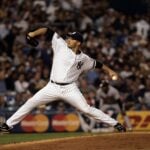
[50, 33, 96, 83]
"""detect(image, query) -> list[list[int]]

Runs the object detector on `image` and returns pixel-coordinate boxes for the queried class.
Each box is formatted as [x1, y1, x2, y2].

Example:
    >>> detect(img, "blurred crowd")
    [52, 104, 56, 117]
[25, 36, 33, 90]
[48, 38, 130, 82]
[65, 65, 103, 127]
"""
[0, 0, 150, 114]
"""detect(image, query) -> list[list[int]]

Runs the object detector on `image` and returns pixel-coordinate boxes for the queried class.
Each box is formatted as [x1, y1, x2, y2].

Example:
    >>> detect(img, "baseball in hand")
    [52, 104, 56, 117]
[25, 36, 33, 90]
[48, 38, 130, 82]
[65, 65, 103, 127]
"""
[112, 75, 118, 80]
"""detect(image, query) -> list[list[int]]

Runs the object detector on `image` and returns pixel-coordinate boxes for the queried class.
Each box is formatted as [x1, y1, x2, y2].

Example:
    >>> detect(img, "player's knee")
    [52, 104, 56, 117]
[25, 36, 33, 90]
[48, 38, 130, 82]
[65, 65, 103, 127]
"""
[25, 97, 37, 106]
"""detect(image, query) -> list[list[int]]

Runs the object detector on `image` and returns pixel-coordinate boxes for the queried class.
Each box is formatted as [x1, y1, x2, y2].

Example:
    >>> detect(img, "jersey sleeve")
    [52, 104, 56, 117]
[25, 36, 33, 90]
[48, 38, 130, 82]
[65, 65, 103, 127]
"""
[83, 55, 96, 71]
[52, 32, 66, 53]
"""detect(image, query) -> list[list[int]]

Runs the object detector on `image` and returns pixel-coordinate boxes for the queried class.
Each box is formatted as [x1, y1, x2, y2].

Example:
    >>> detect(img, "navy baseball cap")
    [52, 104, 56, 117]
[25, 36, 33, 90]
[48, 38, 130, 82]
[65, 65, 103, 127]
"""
[67, 32, 83, 43]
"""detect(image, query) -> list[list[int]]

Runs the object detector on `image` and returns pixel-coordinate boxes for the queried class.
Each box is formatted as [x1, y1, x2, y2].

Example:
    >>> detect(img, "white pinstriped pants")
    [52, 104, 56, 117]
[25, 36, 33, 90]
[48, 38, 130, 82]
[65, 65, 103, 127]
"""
[7, 82, 118, 128]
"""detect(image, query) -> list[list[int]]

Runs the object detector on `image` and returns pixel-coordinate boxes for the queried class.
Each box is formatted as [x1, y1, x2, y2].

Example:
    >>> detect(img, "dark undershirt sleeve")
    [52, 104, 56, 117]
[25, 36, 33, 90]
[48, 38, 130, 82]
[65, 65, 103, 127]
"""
[29, 24, 55, 41]
[45, 27, 55, 41]
[95, 60, 103, 69]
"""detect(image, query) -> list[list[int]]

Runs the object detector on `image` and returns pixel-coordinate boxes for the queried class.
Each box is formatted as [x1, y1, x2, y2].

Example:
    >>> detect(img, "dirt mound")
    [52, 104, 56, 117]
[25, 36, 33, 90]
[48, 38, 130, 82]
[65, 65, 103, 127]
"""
[1, 132, 150, 150]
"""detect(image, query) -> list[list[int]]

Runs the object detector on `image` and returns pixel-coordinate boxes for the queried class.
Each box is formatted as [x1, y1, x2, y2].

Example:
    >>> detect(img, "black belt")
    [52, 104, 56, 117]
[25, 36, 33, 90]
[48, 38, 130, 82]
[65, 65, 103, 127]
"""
[51, 80, 71, 86]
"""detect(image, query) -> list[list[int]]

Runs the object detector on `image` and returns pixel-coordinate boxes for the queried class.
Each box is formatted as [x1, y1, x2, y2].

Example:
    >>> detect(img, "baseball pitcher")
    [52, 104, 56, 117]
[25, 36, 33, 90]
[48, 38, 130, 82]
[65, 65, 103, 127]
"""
[0, 26, 126, 133]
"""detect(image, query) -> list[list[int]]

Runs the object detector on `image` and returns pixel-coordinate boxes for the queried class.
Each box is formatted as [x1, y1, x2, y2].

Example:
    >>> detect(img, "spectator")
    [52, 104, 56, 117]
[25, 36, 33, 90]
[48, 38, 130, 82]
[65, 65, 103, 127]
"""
[96, 81, 121, 114]
[29, 71, 46, 93]
[0, 68, 7, 94]
[14, 73, 29, 93]
[134, 18, 150, 39]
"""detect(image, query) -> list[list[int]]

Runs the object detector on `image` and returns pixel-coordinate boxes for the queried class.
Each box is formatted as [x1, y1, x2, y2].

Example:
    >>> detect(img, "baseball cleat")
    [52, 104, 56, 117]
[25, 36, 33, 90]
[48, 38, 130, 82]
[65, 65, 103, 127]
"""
[114, 123, 126, 132]
[0, 123, 11, 134]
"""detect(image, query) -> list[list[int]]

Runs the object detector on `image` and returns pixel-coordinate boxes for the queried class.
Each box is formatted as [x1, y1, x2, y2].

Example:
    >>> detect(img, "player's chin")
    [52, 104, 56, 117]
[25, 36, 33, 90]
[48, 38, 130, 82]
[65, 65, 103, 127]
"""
[67, 43, 71, 48]
[68, 44, 73, 49]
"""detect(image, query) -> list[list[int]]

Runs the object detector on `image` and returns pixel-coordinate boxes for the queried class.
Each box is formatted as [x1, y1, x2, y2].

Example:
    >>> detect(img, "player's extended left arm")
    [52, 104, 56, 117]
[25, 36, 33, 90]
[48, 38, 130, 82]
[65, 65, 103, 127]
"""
[95, 60, 118, 80]
[26, 27, 54, 46]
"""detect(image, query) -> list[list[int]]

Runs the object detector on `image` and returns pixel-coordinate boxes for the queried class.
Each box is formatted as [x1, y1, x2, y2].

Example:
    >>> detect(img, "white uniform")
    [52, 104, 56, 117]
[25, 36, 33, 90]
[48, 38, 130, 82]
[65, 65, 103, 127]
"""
[7, 32, 117, 128]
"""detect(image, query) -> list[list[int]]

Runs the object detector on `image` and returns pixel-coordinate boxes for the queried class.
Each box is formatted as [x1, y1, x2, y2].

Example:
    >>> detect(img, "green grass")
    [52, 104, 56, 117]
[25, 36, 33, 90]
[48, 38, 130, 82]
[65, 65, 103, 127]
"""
[0, 132, 94, 145]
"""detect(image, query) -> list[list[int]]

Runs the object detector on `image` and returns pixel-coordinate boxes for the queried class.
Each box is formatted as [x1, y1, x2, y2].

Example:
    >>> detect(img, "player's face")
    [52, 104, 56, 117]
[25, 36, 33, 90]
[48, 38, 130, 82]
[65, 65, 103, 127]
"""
[66, 37, 81, 49]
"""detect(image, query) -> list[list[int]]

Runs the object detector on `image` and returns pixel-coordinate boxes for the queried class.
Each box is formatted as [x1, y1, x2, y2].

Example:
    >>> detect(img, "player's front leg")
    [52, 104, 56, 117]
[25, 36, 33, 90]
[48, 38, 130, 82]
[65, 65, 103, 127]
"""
[0, 83, 58, 133]
[0, 97, 34, 133]
[0, 97, 42, 134]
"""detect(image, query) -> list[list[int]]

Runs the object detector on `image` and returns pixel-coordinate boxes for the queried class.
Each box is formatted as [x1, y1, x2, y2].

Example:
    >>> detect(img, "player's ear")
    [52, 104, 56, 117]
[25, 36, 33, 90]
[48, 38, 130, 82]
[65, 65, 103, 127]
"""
[77, 41, 81, 46]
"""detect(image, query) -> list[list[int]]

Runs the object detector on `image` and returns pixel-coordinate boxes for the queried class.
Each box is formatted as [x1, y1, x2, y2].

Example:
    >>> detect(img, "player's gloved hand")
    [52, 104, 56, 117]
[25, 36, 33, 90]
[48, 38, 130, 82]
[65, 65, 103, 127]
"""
[26, 34, 39, 47]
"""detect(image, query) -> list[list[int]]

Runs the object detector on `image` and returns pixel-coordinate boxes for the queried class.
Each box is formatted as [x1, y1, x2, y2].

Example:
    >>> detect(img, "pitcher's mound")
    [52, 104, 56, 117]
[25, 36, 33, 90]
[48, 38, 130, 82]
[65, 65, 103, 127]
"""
[1, 132, 150, 150]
